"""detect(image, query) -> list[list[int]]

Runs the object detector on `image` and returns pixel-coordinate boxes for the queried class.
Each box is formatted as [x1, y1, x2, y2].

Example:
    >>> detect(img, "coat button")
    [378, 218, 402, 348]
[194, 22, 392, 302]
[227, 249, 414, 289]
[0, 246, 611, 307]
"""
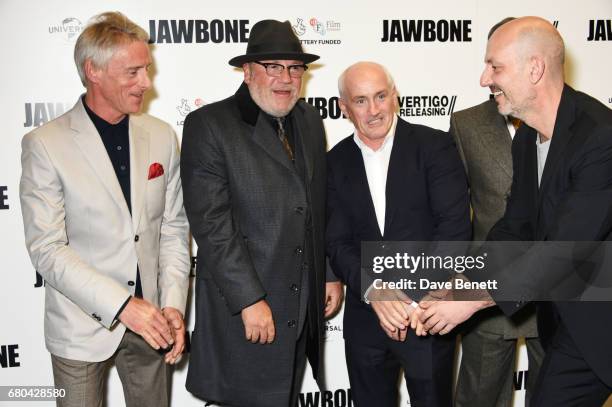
[301, 263, 309, 271]
[287, 320, 296, 328]
[295, 246, 303, 255]
[134, 235, 139, 242]
[92, 313, 101, 322]
[294, 207, 304, 215]
[290, 284, 299, 292]
[127, 281, 135, 286]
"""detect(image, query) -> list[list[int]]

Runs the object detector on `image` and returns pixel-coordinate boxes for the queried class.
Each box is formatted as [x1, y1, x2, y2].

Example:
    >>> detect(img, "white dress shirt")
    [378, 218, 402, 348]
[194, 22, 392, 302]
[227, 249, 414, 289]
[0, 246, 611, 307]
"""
[352, 115, 398, 236]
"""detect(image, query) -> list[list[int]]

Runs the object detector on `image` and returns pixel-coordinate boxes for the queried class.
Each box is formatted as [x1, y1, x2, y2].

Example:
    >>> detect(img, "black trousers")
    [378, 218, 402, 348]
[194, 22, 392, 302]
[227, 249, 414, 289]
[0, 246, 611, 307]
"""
[531, 323, 612, 407]
[345, 331, 455, 407]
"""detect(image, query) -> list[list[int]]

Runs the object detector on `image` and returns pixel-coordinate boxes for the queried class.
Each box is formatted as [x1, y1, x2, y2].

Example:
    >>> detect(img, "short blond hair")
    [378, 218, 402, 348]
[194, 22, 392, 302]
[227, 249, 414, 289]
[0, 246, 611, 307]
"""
[74, 11, 149, 86]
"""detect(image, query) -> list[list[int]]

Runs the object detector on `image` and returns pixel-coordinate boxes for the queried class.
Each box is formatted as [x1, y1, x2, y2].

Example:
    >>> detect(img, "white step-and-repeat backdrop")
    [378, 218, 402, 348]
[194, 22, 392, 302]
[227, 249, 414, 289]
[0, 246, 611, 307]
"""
[1, 0, 610, 406]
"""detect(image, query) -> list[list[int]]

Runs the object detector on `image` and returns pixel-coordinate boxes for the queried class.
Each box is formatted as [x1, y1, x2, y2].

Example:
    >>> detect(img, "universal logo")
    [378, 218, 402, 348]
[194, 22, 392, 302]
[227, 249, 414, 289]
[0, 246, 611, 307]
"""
[323, 320, 342, 341]
[48, 17, 83, 42]
[292, 17, 342, 45]
[398, 95, 457, 117]
[176, 98, 205, 126]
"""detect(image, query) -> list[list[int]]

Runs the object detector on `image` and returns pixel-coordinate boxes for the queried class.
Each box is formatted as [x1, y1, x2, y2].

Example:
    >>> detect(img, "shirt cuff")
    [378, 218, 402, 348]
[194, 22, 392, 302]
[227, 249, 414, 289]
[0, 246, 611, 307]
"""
[114, 295, 132, 322]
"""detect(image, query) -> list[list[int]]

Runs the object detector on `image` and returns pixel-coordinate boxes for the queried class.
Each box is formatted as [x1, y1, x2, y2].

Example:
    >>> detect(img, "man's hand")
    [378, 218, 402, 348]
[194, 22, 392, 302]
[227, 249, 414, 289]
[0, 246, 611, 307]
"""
[162, 307, 185, 364]
[417, 300, 492, 335]
[324, 281, 344, 318]
[118, 297, 174, 350]
[241, 299, 275, 344]
[369, 289, 413, 335]
[410, 306, 428, 336]
[378, 301, 418, 341]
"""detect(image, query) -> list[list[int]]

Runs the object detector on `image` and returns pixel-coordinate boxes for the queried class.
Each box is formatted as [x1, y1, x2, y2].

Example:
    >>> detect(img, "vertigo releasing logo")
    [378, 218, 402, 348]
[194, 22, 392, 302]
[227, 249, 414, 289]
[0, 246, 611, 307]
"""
[398, 95, 457, 117]
[24, 102, 71, 128]
[292, 17, 342, 45]
[587, 19, 611, 41]
[148, 19, 249, 43]
[382, 19, 472, 42]
[48, 17, 83, 41]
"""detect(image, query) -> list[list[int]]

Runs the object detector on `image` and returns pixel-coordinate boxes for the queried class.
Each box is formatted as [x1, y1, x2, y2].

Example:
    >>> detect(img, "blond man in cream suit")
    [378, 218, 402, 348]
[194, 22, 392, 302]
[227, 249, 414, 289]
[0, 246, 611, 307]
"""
[19, 12, 189, 407]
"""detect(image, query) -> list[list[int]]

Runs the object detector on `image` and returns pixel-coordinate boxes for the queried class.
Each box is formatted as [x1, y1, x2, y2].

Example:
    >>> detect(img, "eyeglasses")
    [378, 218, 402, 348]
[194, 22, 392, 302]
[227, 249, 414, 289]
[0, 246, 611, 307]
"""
[253, 61, 308, 78]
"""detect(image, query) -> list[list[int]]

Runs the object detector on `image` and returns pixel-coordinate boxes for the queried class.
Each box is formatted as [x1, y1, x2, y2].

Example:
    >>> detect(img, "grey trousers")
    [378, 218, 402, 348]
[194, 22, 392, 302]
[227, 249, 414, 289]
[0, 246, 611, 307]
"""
[51, 330, 171, 407]
[455, 329, 545, 407]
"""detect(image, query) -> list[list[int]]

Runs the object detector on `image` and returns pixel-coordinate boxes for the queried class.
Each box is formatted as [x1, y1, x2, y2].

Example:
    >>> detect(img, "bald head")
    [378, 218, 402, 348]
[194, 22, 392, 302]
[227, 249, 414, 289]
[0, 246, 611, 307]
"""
[337, 61, 398, 150]
[490, 16, 565, 78]
[338, 61, 395, 99]
[481, 16, 566, 137]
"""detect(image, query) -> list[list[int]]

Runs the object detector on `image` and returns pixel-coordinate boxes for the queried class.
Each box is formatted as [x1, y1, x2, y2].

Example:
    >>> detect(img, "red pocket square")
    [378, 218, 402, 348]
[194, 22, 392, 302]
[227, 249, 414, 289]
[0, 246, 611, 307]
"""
[148, 163, 164, 180]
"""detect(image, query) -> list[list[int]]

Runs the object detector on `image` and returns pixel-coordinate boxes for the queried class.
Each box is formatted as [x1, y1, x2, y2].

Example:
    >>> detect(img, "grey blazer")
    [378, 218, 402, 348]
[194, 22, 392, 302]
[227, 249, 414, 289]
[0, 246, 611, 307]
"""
[20, 98, 190, 361]
[450, 99, 537, 338]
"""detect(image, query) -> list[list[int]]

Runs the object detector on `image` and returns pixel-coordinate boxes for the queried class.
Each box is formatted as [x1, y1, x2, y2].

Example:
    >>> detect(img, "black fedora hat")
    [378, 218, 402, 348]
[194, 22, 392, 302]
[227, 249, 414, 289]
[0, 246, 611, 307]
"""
[229, 19, 319, 67]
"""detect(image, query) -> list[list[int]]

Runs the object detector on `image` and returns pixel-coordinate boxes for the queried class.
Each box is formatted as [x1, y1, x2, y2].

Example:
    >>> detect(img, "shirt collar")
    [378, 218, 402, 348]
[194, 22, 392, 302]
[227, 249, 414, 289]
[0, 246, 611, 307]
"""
[353, 115, 398, 154]
[82, 95, 129, 133]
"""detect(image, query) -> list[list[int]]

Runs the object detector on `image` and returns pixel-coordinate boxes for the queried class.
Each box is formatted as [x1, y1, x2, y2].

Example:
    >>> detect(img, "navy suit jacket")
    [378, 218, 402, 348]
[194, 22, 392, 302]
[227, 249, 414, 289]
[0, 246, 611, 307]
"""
[326, 117, 471, 344]
[487, 85, 612, 386]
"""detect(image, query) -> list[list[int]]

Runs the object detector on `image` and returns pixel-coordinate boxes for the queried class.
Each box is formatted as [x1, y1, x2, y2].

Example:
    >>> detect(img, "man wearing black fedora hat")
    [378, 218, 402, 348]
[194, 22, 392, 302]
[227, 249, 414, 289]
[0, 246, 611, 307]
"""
[181, 19, 343, 407]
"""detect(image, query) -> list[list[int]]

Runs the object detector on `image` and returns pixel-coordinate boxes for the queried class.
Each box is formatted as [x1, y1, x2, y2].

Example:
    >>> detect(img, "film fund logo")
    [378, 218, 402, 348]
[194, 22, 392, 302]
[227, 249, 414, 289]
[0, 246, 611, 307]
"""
[176, 97, 205, 126]
[48, 17, 83, 41]
[398, 95, 457, 117]
[292, 17, 341, 45]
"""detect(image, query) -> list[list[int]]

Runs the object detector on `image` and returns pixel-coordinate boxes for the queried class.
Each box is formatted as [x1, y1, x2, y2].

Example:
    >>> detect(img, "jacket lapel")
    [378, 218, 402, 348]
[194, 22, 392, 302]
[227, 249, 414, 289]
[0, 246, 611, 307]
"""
[384, 118, 406, 237]
[130, 119, 149, 232]
[477, 107, 513, 179]
[347, 140, 382, 239]
[538, 86, 576, 204]
[516, 125, 542, 233]
[69, 100, 131, 220]
[250, 113, 295, 172]
[292, 105, 314, 182]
